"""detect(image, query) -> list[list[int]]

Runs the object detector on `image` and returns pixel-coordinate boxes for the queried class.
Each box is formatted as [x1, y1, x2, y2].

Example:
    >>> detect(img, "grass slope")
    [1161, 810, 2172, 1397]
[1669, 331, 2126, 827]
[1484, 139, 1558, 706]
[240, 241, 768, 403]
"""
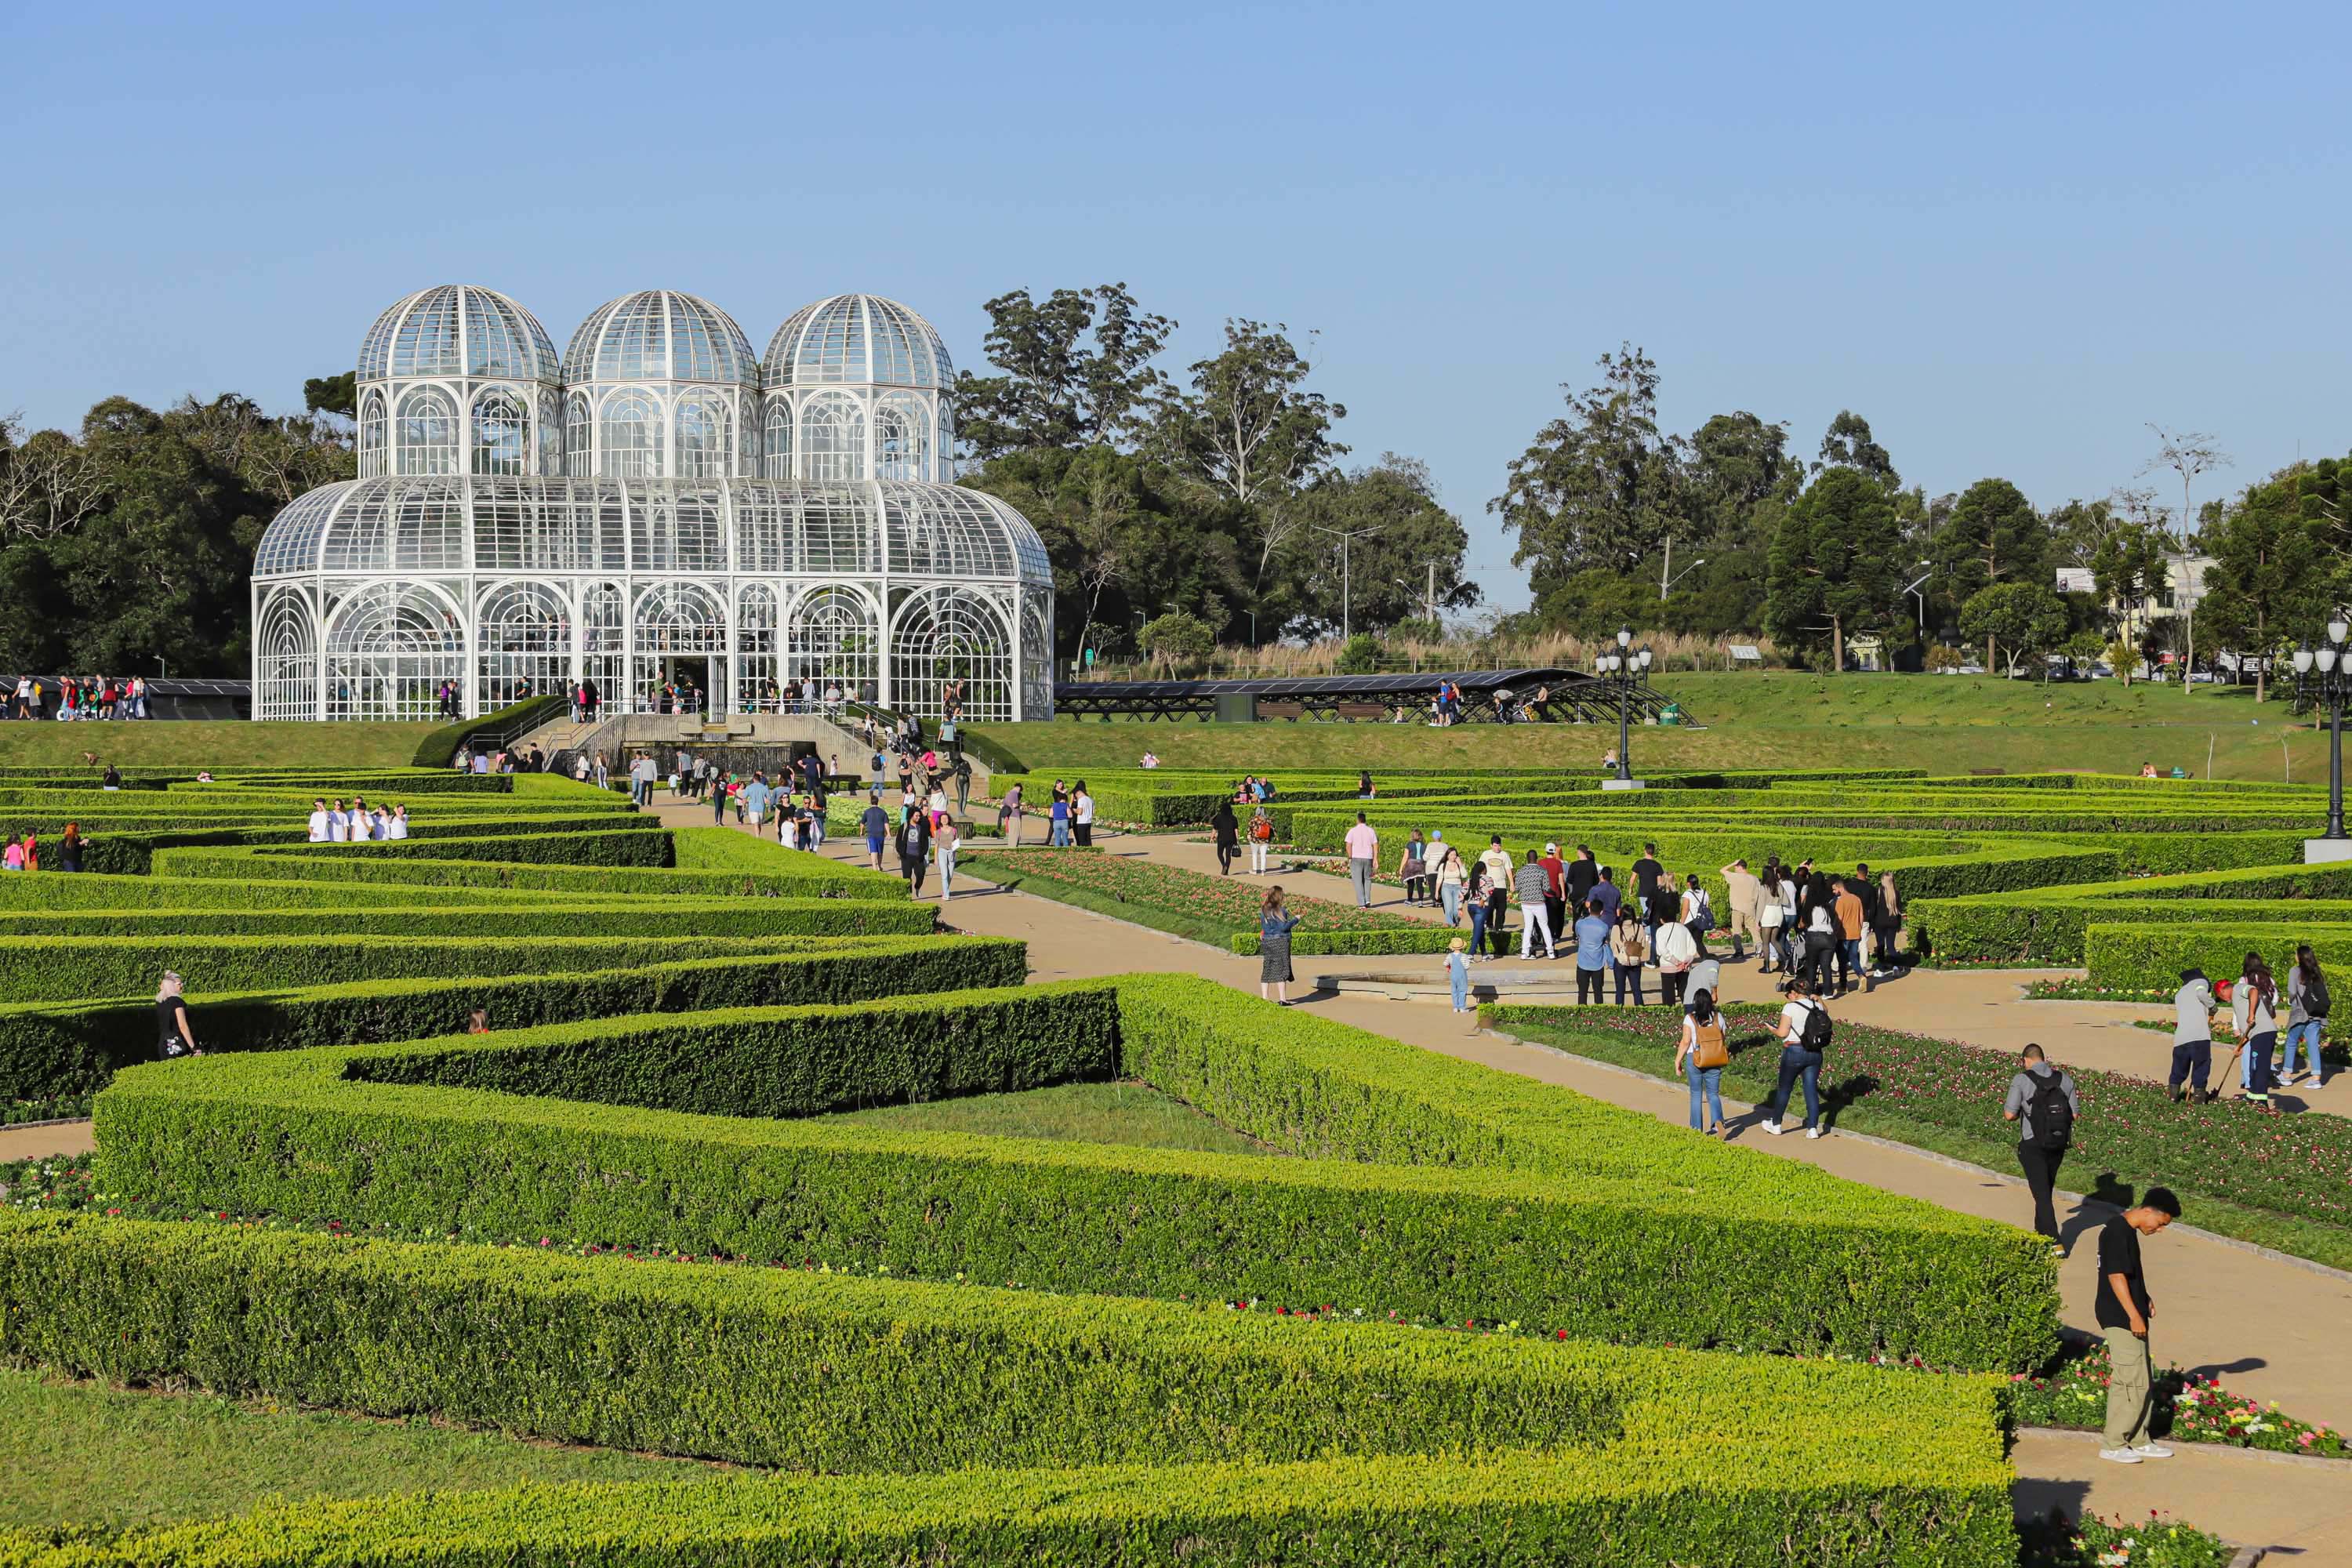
[0, 1367, 704, 1532]
[0, 724, 436, 771]
[975, 672, 2318, 780]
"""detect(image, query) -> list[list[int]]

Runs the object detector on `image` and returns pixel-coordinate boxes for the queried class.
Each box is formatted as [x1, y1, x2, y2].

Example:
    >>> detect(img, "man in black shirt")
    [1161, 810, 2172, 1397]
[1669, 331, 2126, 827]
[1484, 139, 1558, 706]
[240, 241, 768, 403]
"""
[1631, 844, 1665, 938]
[2095, 1188, 2181, 1465]
[1566, 845, 1599, 909]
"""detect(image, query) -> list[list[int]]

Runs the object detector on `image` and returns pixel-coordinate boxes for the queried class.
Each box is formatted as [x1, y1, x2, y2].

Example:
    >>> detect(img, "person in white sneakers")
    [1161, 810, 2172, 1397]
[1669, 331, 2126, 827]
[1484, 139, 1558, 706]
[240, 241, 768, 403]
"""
[1759, 977, 1831, 1138]
[2096, 1189, 2182, 1465]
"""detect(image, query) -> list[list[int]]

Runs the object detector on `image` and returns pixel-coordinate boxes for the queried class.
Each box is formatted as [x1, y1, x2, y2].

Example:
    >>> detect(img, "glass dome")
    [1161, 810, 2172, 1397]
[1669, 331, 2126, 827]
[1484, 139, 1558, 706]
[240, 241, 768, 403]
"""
[357, 285, 558, 383]
[565, 291, 758, 387]
[764, 295, 952, 390]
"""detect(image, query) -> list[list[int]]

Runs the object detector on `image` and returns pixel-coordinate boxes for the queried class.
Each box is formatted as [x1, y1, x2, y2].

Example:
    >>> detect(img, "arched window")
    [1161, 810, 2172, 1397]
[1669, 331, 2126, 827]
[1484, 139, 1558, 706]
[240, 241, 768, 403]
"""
[471, 388, 527, 476]
[874, 393, 928, 481]
[565, 393, 593, 476]
[255, 591, 320, 720]
[888, 586, 1011, 721]
[630, 581, 726, 711]
[599, 390, 663, 478]
[735, 584, 779, 712]
[674, 391, 732, 479]
[789, 584, 880, 701]
[800, 391, 866, 482]
[538, 390, 563, 475]
[764, 395, 793, 478]
[476, 580, 572, 706]
[358, 390, 387, 477]
[581, 580, 626, 703]
[394, 387, 459, 475]
[323, 582, 463, 721]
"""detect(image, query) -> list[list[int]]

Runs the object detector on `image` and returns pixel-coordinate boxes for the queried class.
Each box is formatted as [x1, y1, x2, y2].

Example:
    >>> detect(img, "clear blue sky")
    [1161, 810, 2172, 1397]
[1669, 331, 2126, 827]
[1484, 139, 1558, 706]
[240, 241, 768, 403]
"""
[4, 1, 2347, 612]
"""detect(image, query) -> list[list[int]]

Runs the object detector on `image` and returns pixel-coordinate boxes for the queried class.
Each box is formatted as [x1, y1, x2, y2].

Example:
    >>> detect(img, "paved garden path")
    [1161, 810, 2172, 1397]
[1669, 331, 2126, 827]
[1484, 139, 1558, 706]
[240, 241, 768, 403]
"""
[696, 801, 2352, 1551]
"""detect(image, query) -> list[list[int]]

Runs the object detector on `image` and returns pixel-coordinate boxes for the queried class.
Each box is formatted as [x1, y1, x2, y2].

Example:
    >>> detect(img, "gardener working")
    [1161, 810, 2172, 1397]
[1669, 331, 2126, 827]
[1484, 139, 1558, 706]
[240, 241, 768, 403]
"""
[2002, 1044, 2078, 1250]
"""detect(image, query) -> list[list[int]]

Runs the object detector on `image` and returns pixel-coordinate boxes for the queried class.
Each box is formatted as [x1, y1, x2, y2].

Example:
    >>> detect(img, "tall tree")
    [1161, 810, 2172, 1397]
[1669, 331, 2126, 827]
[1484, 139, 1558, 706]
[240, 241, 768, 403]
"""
[1764, 467, 1900, 673]
[2197, 467, 2325, 701]
[1957, 583, 2071, 680]
[1488, 343, 1685, 598]
[2139, 424, 2232, 693]
[1815, 409, 1898, 488]
[2088, 516, 2169, 684]
[953, 284, 1175, 461]
[1152, 319, 1347, 637]
[1685, 411, 1798, 546]
[1932, 478, 2049, 670]
[1282, 456, 1479, 637]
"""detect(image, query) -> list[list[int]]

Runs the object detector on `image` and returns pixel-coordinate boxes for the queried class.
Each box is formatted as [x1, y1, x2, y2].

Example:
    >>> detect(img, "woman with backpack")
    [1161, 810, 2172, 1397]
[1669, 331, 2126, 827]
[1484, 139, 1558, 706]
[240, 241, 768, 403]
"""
[1465, 856, 1495, 960]
[1399, 829, 1430, 906]
[2233, 951, 2281, 1108]
[1759, 977, 1831, 1138]
[1679, 871, 1712, 958]
[2285, 945, 2328, 1090]
[2003, 1044, 2078, 1247]
[897, 806, 932, 898]
[1676, 986, 1730, 1134]
[1249, 803, 1276, 875]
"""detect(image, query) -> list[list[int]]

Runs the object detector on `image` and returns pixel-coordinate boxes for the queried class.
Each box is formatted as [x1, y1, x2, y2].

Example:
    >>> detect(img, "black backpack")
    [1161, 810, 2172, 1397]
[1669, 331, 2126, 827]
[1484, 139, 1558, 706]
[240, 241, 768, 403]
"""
[1797, 1000, 1833, 1052]
[2027, 1071, 2074, 1151]
[2307, 971, 2332, 1020]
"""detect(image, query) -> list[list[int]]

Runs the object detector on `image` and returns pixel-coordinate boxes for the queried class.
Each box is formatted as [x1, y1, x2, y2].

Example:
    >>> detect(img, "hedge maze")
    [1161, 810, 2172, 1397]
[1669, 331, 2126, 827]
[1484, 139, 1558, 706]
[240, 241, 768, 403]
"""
[0, 760, 2077, 1563]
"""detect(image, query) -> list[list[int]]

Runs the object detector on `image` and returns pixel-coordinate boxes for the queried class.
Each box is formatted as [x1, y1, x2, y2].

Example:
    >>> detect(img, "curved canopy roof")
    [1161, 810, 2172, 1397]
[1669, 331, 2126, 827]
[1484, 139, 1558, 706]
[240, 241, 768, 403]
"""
[764, 294, 951, 390]
[358, 285, 559, 384]
[253, 476, 1049, 584]
[564, 290, 758, 387]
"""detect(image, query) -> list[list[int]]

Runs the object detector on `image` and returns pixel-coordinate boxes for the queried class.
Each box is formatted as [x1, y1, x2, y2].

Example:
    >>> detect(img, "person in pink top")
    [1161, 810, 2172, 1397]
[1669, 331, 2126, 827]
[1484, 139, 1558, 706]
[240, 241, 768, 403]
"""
[1343, 811, 1379, 907]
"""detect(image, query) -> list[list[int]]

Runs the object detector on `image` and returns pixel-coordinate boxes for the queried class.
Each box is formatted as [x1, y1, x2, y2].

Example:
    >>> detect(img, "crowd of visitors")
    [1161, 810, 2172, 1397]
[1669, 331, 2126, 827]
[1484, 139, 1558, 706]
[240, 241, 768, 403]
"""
[5, 676, 152, 720]
[304, 797, 412, 842]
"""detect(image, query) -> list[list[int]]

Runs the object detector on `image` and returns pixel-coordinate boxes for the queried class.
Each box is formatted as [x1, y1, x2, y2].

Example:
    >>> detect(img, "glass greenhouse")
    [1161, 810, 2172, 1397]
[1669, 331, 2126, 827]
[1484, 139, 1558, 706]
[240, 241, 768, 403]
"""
[253, 287, 1054, 722]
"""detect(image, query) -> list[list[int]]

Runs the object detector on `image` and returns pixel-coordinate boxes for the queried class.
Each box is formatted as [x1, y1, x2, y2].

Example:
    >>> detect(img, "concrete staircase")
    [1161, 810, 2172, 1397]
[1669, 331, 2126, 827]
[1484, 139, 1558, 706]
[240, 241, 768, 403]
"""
[520, 711, 989, 793]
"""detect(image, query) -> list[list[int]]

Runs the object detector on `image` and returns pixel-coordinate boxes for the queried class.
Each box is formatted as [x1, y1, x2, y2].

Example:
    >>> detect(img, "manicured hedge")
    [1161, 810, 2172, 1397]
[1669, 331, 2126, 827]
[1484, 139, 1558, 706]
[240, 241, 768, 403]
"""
[0, 1414, 2015, 1567]
[0, 1210, 2008, 1503]
[151, 845, 911, 902]
[96, 975, 2058, 1370]
[0, 931, 903, 1005]
[0, 937, 1026, 1100]
[67, 814, 667, 875]
[0, 872, 539, 912]
[1910, 861, 2352, 965]
[263, 824, 674, 870]
[409, 694, 568, 768]
[2084, 920, 2352, 990]
[0, 898, 870, 940]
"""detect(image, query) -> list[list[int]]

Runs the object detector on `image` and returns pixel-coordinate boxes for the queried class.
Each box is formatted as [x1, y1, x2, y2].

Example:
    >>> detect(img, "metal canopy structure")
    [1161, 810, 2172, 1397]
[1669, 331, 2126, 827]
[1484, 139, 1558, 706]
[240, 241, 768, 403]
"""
[1051, 668, 1679, 724]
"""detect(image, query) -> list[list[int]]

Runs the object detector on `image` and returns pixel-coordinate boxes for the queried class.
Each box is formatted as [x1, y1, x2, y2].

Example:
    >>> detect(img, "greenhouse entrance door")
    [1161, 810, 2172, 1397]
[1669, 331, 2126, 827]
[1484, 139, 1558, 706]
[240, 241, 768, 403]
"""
[662, 655, 714, 715]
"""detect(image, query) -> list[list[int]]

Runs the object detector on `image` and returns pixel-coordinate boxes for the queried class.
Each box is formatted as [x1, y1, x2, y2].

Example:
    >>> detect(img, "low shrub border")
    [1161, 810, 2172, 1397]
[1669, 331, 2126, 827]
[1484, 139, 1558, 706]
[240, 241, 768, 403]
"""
[151, 844, 910, 902]
[94, 975, 2057, 1370]
[0, 937, 1025, 1102]
[1486, 1001, 2352, 1271]
[2083, 920, 2352, 991]
[959, 848, 1431, 949]
[0, 1431, 2016, 1567]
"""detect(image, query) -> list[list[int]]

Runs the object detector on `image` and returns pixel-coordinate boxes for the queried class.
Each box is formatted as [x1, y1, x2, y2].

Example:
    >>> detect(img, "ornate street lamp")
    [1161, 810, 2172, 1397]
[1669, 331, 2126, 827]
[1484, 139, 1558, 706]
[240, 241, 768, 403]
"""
[2292, 613, 2352, 845]
[1595, 626, 1653, 789]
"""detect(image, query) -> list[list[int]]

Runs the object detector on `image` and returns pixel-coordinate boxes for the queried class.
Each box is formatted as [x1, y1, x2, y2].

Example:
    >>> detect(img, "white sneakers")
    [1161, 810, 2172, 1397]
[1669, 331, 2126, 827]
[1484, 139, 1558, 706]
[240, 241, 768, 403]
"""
[1760, 1120, 1783, 1136]
[1806, 1127, 1824, 1139]
[2097, 1443, 2173, 1465]
[1759, 1120, 1826, 1140]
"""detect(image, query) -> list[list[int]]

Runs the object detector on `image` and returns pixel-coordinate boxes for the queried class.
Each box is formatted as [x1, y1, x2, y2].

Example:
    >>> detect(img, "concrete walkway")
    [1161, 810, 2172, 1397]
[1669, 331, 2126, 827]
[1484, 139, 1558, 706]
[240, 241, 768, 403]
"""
[677, 809, 2352, 1556]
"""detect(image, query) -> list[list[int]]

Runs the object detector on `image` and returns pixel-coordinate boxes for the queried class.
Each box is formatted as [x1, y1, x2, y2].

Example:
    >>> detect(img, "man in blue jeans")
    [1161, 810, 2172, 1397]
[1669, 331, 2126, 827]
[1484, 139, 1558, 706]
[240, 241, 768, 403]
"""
[2168, 968, 2216, 1104]
[1759, 978, 1830, 1139]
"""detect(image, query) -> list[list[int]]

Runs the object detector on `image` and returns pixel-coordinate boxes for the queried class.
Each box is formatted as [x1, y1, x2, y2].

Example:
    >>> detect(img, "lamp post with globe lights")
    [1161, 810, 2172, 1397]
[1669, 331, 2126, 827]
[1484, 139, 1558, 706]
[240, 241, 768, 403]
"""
[1595, 626, 1653, 789]
[2293, 615, 2352, 853]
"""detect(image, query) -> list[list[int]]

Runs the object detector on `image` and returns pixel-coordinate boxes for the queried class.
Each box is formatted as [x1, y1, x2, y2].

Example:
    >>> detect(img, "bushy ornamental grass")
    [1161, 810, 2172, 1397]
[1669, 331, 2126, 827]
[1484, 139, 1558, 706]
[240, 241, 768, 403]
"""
[1494, 1003, 2352, 1236]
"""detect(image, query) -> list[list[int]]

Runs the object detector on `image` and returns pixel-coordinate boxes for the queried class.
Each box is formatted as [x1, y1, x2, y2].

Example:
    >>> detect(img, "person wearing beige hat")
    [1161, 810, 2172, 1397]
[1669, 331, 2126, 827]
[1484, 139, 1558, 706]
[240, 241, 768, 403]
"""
[1446, 937, 1472, 1014]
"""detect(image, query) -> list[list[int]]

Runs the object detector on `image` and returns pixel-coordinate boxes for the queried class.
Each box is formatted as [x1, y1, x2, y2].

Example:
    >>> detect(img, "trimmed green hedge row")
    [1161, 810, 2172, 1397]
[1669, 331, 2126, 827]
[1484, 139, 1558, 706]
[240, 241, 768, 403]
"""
[0, 931, 919, 1005]
[0, 1415, 2014, 1567]
[0, 872, 540, 912]
[151, 844, 909, 902]
[0, 936, 1025, 1106]
[0, 1210, 2009, 1505]
[67, 813, 668, 875]
[95, 975, 2058, 1370]
[1909, 862, 2352, 965]
[409, 694, 568, 768]
[2084, 920, 2352, 989]
[0, 898, 866, 940]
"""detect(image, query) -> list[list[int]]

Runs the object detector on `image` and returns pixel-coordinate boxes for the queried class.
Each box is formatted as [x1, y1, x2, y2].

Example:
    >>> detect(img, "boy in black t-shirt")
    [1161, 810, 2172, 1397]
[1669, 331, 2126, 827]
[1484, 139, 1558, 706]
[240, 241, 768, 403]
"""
[2095, 1188, 2182, 1465]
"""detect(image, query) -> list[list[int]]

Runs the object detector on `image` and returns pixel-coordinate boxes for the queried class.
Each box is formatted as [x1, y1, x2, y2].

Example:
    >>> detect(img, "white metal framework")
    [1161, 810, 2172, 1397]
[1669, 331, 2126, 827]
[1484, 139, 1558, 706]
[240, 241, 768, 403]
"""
[262, 287, 1050, 723]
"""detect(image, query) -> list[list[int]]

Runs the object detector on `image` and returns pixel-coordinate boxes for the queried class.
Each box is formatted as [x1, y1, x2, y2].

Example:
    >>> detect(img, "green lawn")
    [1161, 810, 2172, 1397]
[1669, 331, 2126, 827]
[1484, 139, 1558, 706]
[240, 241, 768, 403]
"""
[0, 723, 434, 771]
[822, 1080, 1273, 1156]
[975, 671, 2320, 781]
[0, 1367, 710, 1532]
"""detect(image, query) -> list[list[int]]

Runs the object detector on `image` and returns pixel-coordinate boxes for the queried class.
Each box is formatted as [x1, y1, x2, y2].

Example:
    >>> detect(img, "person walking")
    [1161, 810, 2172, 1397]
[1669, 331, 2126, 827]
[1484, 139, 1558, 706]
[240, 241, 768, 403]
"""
[1537, 842, 1567, 938]
[1249, 802, 1274, 875]
[1004, 782, 1024, 848]
[2233, 952, 2281, 1107]
[2004, 1044, 2079, 1250]
[1514, 848, 1555, 959]
[1465, 857, 1495, 960]
[1071, 783, 1093, 847]
[1258, 887, 1301, 1005]
[1211, 799, 1240, 876]
[307, 797, 331, 843]
[57, 824, 82, 873]
[1446, 937, 1472, 1018]
[1798, 879, 1837, 995]
[1573, 899, 1612, 1004]
[1719, 858, 1760, 963]
[155, 971, 201, 1059]
[1048, 789, 1072, 848]
[934, 816, 960, 903]
[1608, 907, 1650, 1004]
[2168, 968, 2216, 1104]
[1831, 876, 1865, 996]
[1631, 843, 1666, 943]
[1678, 872, 1713, 959]
[2096, 1189, 2183, 1465]
[1588, 864, 1622, 923]
[1759, 978, 1831, 1138]
[897, 807, 932, 897]
[1566, 844, 1599, 912]
[1344, 813, 1378, 908]
[2285, 945, 2329, 1090]
[1435, 843, 1465, 924]
[1870, 870, 1904, 978]
[1677, 987, 1730, 1134]
[1400, 829, 1431, 906]
[1654, 913, 1697, 1007]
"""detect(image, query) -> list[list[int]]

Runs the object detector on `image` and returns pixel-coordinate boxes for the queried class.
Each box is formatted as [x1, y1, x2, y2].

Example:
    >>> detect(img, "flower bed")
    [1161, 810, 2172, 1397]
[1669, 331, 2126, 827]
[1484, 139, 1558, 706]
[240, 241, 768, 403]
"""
[1490, 1002, 2352, 1262]
[2017, 1509, 2235, 1568]
[2010, 1335, 2347, 1457]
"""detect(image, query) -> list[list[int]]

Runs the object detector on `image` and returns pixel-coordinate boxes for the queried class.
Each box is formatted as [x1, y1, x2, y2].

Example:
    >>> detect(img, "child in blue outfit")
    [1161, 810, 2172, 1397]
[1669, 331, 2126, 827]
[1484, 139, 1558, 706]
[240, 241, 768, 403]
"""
[1446, 937, 1473, 1022]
